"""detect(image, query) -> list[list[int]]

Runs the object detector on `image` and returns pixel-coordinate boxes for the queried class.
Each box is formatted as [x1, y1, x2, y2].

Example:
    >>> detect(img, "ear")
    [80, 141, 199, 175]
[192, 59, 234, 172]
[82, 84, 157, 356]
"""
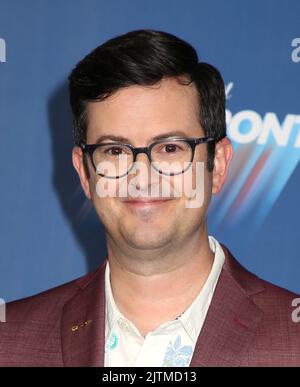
[72, 146, 92, 200]
[212, 137, 233, 194]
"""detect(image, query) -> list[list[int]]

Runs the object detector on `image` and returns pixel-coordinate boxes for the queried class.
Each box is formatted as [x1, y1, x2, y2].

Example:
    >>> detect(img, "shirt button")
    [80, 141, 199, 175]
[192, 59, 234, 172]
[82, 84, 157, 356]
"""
[118, 319, 130, 330]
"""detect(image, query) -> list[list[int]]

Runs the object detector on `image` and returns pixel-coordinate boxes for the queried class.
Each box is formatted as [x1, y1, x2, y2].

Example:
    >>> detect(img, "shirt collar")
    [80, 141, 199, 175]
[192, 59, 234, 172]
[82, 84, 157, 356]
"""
[105, 235, 225, 343]
[179, 235, 225, 342]
[105, 260, 122, 342]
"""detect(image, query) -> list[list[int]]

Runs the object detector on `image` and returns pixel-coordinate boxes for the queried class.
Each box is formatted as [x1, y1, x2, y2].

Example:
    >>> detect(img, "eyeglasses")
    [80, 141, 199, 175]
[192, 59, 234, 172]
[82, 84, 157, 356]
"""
[80, 136, 215, 178]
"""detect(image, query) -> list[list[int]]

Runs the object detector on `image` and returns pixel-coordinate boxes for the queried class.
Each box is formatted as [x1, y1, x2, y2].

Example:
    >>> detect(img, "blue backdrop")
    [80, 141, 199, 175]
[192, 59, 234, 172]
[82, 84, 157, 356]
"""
[0, 0, 299, 302]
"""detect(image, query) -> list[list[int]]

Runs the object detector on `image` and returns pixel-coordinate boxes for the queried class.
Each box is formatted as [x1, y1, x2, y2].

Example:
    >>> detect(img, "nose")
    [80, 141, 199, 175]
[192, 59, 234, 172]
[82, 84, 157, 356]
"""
[129, 151, 155, 194]
[132, 147, 152, 173]
[135, 151, 151, 165]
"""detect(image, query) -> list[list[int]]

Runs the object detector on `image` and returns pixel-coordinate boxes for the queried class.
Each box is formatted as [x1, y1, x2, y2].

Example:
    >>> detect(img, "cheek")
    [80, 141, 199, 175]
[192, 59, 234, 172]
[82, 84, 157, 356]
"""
[90, 174, 123, 200]
[203, 170, 213, 199]
[89, 176, 118, 220]
[88, 173, 98, 196]
[92, 196, 119, 230]
[177, 161, 210, 199]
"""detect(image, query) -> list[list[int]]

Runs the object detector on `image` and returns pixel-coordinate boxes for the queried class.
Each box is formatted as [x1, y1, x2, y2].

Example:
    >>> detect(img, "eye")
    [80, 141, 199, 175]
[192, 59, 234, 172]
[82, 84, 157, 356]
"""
[164, 144, 176, 153]
[161, 142, 185, 153]
[102, 145, 131, 157]
[106, 147, 124, 156]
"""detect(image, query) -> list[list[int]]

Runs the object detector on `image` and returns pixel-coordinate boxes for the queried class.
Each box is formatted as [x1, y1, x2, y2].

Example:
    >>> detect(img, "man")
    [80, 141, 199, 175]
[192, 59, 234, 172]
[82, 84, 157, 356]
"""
[0, 29, 299, 367]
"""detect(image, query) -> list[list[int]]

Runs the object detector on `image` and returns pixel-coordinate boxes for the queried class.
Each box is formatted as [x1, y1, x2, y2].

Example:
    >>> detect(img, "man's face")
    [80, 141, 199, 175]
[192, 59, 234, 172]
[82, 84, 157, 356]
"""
[73, 77, 231, 253]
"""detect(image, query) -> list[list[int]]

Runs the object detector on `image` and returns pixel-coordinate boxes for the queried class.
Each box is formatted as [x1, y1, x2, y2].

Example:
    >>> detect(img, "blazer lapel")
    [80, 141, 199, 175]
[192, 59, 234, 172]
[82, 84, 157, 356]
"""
[60, 246, 265, 367]
[61, 261, 107, 367]
[190, 246, 265, 367]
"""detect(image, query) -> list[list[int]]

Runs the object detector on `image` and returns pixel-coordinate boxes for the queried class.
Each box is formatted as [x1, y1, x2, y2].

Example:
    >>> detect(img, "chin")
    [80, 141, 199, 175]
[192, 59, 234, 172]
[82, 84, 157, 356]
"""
[123, 232, 172, 251]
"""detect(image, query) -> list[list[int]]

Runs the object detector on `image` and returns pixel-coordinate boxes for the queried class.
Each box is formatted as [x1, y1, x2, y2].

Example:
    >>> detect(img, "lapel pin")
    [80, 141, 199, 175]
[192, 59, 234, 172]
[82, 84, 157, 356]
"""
[71, 319, 93, 332]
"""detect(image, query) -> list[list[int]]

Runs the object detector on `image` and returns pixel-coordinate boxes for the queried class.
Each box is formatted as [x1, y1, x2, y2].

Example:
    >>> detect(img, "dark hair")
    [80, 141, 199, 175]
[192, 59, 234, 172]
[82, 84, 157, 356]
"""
[68, 29, 226, 173]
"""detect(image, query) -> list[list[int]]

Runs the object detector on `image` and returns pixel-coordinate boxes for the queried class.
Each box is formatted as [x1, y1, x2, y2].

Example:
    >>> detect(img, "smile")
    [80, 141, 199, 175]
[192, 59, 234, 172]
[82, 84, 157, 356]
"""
[122, 198, 173, 206]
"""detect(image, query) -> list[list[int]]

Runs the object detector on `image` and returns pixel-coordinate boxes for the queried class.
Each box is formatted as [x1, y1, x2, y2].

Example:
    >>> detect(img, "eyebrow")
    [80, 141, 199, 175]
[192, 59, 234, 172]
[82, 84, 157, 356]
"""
[94, 130, 189, 144]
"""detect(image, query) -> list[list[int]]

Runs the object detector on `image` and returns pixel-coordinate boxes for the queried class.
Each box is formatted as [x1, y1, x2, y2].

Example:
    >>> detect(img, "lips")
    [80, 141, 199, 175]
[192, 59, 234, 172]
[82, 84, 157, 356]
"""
[122, 198, 173, 205]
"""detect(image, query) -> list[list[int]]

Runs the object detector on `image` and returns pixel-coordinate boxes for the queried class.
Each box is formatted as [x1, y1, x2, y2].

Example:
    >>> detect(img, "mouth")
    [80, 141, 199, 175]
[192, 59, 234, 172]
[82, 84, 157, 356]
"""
[121, 198, 174, 206]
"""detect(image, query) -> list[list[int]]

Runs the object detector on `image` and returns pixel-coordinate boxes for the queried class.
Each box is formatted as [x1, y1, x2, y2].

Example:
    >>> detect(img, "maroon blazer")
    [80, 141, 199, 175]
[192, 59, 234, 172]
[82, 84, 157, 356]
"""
[0, 245, 300, 367]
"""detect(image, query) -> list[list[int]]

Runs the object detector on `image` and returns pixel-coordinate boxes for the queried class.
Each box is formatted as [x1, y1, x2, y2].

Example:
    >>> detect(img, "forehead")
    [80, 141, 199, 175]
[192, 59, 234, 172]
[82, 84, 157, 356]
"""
[86, 77, 202, 142]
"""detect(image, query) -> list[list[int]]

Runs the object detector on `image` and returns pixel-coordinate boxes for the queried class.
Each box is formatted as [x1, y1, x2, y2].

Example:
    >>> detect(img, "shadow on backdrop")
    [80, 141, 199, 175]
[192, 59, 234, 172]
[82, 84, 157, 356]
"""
[48, 81, 107, 272]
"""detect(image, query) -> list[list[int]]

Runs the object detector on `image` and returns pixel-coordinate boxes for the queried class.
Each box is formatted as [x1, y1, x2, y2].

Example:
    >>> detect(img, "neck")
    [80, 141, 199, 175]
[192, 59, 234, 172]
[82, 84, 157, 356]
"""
[106, 226, 214, 336]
